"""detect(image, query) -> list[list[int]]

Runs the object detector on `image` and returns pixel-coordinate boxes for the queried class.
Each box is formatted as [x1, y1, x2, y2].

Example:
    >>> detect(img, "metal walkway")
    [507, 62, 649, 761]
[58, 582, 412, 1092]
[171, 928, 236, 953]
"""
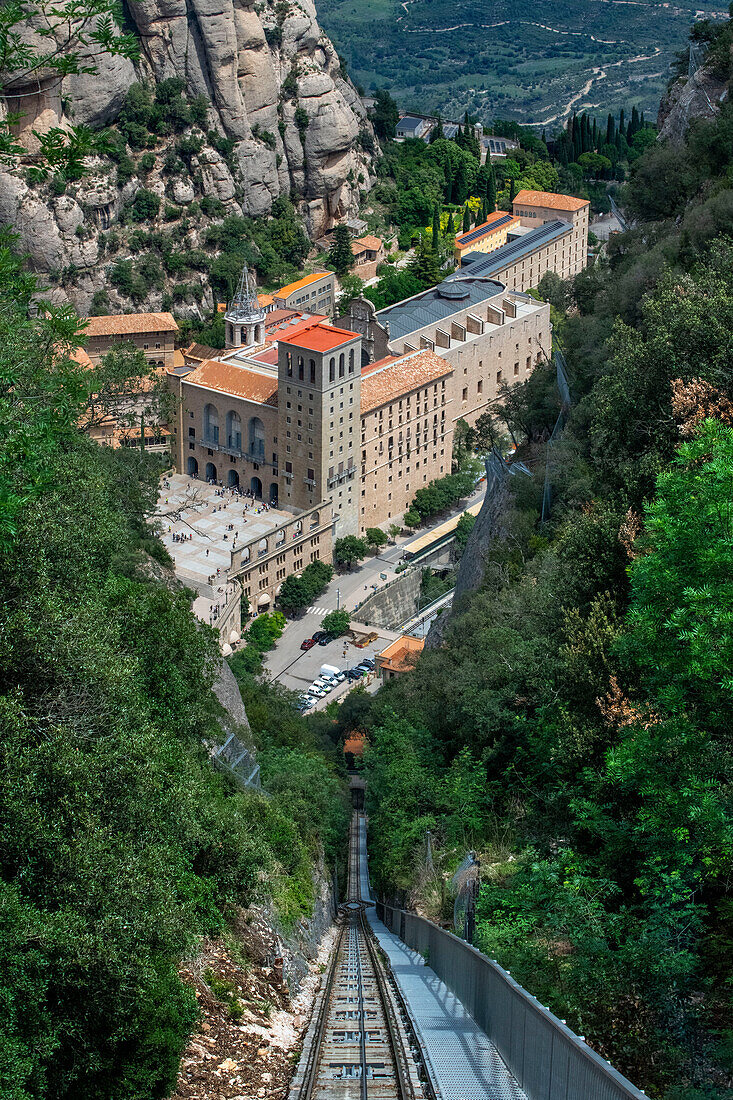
[357, 817, 527, 1100]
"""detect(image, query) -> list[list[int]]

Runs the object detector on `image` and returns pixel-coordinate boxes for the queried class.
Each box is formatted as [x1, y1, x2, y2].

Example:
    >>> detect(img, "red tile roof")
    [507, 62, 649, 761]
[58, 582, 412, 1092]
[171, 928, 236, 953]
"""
[279, 317, 359, 353]
[83, 312, 178, 336]
[513, 189, 589, 211]
[360, 349, 453, 413]
[184, 360, 278, 407]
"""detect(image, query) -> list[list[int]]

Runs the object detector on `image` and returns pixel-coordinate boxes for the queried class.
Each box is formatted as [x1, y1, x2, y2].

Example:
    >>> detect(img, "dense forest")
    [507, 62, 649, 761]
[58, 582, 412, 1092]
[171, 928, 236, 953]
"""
[331, 18, 733, 1100]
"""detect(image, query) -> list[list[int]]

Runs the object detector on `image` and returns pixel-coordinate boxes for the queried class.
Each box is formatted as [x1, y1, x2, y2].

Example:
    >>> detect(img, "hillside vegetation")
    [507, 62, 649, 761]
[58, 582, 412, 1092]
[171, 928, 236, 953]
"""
[319, 0, 725, 124]
[0, 237, 348, 1098]
[336, 20, 733, 1099]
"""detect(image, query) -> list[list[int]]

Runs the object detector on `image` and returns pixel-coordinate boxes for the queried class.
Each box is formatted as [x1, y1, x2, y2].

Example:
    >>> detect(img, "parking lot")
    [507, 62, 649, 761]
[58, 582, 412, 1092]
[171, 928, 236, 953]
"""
[263, 621, 394, 710]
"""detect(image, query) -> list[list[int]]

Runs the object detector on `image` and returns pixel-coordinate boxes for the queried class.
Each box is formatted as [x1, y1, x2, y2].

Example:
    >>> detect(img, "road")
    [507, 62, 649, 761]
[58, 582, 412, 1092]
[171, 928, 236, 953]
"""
[262, 481, 487, 705]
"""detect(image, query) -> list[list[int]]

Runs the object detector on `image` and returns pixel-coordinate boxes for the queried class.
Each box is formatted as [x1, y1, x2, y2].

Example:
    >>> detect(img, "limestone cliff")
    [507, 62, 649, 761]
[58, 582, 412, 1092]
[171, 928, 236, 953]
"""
[657, 62, 729, 143]
[0, 0, 375, 312]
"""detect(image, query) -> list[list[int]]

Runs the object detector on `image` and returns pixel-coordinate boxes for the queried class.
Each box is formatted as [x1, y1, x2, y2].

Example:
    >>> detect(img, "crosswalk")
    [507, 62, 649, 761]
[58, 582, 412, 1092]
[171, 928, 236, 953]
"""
[306, 605, 332, 616]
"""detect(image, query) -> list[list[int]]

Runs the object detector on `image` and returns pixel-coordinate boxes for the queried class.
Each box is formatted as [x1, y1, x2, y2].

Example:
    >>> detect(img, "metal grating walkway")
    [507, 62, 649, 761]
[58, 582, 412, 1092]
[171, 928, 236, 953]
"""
[358, 821, 527, 1100]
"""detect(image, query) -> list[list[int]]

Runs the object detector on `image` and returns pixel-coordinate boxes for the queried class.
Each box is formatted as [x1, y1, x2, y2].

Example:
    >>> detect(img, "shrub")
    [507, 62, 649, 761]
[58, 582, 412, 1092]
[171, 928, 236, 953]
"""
[131, 188, 161, 223]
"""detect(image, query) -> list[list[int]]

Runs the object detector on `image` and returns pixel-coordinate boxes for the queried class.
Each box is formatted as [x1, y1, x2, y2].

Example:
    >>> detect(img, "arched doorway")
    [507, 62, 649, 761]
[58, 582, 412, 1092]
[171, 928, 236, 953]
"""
[250, 476, 262, 498]
[206, 462, 217, 482]
[187, 456, 199, 477]
[269, 482, 278, 505]
[227, 469, 239, 488]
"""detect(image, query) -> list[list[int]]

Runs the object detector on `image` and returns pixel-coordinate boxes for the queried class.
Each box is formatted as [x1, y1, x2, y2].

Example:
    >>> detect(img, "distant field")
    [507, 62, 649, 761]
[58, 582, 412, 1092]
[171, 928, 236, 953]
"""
[318, 0, 726, 127]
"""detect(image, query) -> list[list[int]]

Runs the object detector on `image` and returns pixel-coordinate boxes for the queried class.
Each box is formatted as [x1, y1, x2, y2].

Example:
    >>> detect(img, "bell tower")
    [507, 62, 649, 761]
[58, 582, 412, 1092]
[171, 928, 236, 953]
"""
[224, 263, 267, 350]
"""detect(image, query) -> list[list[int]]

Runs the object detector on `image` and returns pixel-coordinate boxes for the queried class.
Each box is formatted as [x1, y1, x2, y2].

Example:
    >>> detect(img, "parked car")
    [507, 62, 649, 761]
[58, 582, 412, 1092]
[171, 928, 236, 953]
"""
[311, 631, 327, 642]
[300, 637, 316, 651]
[297, 695, 315, 711]
[311, 678, 331, 692]
[318, 634, 334, 646]
[334, 670, 347, 682]
[346, 668, 364, 681]
[360, 657, 375, 669]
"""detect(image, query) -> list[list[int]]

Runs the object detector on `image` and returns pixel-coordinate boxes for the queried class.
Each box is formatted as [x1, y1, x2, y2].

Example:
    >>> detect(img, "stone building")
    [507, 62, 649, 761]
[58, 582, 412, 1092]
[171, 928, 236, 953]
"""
[512, 189, 589, 277]
[453, 211, 520, 264]
[351, 235, 385, 281]
[340, 277, 550, 431]
[458, 220, 578, 291]
[272, 271, 336, 315]
[359, 350, 454, 528]
[82, 312, 178, 368]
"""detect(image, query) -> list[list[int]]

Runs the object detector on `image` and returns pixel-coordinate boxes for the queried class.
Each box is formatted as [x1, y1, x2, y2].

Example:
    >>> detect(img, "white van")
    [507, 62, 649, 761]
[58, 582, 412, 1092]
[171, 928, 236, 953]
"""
[320, 664, 340, 682]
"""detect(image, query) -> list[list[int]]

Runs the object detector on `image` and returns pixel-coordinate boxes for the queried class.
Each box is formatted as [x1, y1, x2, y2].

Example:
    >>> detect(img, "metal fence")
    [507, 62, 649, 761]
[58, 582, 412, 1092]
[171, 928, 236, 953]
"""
[212, 732, 261, 791]
[376, 902, 645, 1100]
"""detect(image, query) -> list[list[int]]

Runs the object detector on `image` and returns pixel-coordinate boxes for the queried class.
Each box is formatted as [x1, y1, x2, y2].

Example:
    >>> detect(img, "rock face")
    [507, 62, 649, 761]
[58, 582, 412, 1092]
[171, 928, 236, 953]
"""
[0, 0, 375, 310]
[657, 64, 728, 143]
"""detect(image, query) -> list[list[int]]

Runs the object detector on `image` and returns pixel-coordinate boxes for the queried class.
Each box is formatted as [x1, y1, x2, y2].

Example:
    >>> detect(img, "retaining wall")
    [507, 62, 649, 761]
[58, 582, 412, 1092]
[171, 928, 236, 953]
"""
[377, 902, 645, 1100]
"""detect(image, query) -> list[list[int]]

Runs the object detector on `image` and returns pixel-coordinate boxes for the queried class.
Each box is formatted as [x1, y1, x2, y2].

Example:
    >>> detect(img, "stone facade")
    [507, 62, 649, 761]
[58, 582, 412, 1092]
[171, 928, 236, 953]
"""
[359, 352, 454, 529]
[83, 312, 178, 369]
[512, 189, 589, 282]
[373, 284, 550, 429]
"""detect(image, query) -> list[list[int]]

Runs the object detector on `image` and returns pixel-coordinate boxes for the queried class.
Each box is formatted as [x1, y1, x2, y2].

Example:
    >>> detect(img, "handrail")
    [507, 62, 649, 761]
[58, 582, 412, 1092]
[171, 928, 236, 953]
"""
[377, 901, 646, 1100]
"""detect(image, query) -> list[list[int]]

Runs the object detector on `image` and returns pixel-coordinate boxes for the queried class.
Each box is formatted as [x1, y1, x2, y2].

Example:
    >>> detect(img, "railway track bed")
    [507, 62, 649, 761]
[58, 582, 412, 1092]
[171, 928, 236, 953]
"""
[289, 816, 427, 1100]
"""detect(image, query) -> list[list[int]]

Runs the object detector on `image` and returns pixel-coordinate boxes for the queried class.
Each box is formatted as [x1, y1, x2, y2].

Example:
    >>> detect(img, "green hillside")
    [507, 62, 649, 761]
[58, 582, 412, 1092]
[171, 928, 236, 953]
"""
[319, 0, 725, 124]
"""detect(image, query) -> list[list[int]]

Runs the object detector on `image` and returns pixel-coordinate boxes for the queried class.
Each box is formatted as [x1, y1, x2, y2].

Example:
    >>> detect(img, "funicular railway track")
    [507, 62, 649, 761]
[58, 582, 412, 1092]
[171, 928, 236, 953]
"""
[291, 814, 423, 1100]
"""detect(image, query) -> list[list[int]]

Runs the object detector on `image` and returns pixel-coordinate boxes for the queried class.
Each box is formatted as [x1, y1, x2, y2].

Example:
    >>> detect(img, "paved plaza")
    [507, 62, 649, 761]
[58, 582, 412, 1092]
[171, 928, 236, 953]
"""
[156, 474, 292, 592]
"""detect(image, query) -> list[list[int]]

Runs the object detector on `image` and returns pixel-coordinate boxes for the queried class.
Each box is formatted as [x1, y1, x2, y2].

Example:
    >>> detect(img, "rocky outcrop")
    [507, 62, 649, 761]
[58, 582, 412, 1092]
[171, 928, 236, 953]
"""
[0, 0, 375, 310]
[425, 478, 511, 649]
[657, 64, 728, 143]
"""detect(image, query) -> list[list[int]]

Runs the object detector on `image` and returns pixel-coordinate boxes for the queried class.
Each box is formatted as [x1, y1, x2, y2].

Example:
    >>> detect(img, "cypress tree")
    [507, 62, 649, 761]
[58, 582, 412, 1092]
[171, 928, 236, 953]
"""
[480, 199, 487, 223]
[592, 117, 598, 148]
[328, 223, 354, 278]
[631, 105, 640, 137]
[606, 113, 615, 144]
[626, 120, 633, 142]
[487, 164, 497, 212]
[432, 204, 441, 248]
[446, 211, 455, 236]
[640, 110, 645, 127]
[462, 205, 470, 233]
[619, 107, 625, 134]
[509, 177, 516, 203]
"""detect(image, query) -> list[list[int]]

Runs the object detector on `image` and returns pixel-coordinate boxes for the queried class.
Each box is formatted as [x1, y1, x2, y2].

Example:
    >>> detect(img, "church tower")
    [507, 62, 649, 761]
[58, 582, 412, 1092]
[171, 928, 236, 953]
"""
[224, 263, 267, 350]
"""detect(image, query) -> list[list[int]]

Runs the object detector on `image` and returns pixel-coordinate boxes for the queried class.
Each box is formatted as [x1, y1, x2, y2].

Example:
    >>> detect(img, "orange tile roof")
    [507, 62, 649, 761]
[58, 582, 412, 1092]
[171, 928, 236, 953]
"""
[257, 293, 274, 307]
[83, 312, 178, 337]
[279, 317, 359, 353]
[360, 349, 452, 414]
[513, 189, 589, 211]
[275, 271, 332, 299]
[355, 234, 383, 251]
[351, 240, 368, 256]
[184, 360, 278, 407]
[378, 635, 424, 672]
[454, 211, 520, 248]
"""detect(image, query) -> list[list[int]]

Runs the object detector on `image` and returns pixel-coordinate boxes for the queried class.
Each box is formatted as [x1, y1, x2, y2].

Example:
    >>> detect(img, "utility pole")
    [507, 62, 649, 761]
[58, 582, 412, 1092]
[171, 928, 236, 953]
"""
[336, 587, 341, 609]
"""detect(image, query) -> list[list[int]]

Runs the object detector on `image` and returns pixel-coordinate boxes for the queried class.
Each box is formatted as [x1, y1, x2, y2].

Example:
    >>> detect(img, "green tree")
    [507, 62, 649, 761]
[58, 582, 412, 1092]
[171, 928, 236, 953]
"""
[403, 509, 422, 528]
[277, 574, 312, 614]
[321, 609, 351, 636]
[365, 527, 388, 550]
[328, 224, 355, 278]
[407, 236, 441, 288]
[372, 89, 399, 140]
[334, 535, 368, 568]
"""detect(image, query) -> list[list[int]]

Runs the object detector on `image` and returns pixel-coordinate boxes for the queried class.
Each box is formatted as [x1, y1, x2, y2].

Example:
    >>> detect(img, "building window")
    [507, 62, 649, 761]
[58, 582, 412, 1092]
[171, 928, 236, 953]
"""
[477, 380, 483, 394]
[462, 387, 468, 401]
[497, 370, 503, 383]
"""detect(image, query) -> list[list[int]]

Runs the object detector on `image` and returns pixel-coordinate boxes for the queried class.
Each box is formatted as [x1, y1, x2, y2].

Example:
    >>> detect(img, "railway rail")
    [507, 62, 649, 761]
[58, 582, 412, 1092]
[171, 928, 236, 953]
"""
[290, 814, 426, 1100]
